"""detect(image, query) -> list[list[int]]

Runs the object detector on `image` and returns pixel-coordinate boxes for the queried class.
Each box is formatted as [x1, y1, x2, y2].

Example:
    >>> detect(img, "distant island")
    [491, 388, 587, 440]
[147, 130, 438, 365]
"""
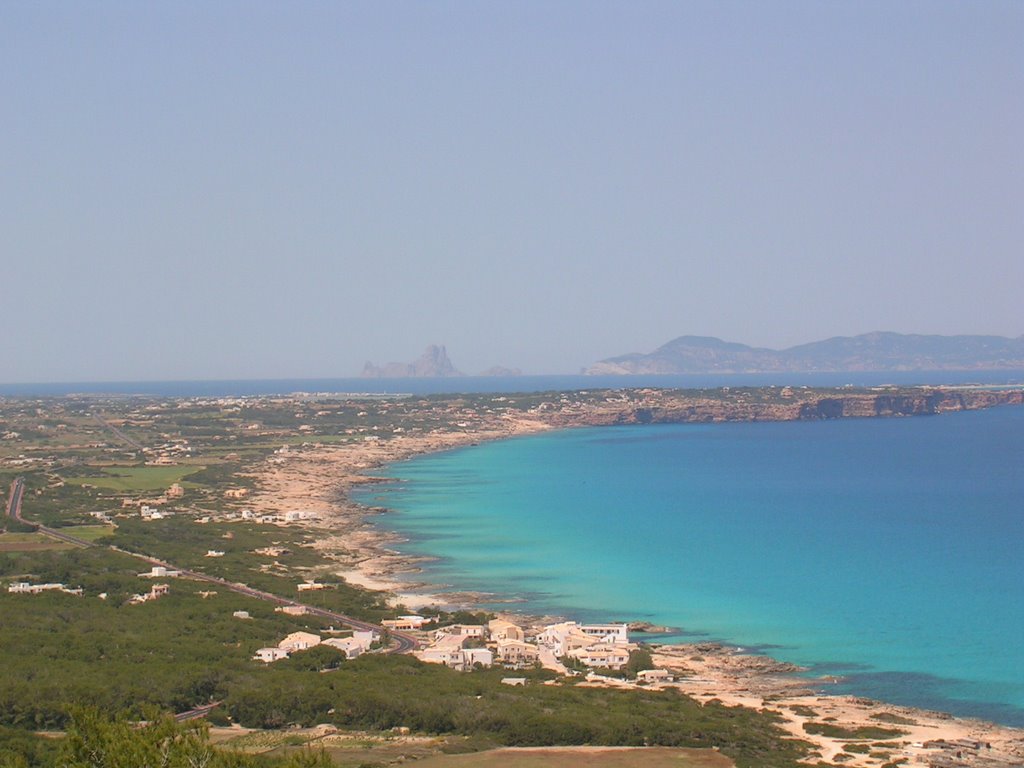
[361, 345, 521, 378]
[586, 332, 1024, 375]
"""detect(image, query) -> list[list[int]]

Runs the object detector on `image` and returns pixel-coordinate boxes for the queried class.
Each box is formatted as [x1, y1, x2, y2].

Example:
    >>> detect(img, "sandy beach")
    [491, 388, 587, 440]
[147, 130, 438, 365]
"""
[244, 415, 552, 608]
[243, 411, 1024, 768]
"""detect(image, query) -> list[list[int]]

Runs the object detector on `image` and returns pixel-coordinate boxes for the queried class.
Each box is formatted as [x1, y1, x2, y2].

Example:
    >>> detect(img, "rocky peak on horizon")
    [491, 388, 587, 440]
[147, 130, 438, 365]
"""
[361, 345, 464, 378]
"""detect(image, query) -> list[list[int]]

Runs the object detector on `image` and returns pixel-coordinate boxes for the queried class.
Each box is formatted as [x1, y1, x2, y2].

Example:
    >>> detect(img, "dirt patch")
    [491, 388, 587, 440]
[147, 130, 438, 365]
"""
[410, 746, 734, 768]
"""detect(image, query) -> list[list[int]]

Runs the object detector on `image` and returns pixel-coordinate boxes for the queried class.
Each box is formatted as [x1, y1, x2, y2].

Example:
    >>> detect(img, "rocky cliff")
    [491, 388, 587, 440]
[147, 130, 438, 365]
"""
[536, 387, 1024, 428]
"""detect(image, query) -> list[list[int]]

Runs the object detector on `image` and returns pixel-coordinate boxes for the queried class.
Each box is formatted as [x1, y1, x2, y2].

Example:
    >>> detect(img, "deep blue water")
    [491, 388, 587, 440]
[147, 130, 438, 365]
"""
[355, 406, 1024, 727]
[2, 369, 1024, 397]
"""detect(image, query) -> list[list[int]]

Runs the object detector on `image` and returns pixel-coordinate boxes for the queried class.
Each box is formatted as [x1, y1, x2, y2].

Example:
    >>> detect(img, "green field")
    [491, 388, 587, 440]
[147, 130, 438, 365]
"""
[61, 465, 203, 492]
[61, 524, 117, 542]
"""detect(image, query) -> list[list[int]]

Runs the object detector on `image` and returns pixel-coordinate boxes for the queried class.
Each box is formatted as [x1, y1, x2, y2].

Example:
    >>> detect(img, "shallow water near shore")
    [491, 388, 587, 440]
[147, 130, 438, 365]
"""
[355, 407, 1024, 726]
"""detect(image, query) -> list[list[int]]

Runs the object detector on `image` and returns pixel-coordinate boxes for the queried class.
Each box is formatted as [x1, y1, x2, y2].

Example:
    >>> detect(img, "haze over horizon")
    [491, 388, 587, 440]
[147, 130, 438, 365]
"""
[2, 2, 1021, 383]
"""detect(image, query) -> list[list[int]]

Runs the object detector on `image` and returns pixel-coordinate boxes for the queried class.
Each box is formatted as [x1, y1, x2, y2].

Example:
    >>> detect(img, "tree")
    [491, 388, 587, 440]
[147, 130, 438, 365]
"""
[624, 647, 654, 679]
[59, 708, 219, 768]
[283, 645, 345, 672]
[57, 708, 333, 768]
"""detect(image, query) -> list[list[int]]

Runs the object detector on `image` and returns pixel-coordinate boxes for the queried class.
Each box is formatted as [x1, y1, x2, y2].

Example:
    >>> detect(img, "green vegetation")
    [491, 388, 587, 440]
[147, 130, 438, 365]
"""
[59, 524, 117, 542]
[0, 724, 59, 767]
[61, 465, 202, 492]
[625, 647, 655, 678]
[0, 542, 809, 767]
[801, 722, 905, 740]
[786, 705, 818, 718]
[869, 712, 917, 725]
[842, 742, 871, 753]
[228, 655, 807, 766]
[58, 709, 333, 768]
[106, 516, 392, 621]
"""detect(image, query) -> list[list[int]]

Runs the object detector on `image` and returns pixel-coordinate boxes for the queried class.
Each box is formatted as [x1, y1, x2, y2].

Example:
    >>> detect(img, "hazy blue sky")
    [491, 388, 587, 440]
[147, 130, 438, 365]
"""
[2, 2, 1021, 381]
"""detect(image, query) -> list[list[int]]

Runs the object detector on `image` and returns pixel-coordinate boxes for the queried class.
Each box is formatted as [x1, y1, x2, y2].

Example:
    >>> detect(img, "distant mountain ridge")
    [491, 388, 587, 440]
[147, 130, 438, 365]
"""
[586, 332, 1024, 375]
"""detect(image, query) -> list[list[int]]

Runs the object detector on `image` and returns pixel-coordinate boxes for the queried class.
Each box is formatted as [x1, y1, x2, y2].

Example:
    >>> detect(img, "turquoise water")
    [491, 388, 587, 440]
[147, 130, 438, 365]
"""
[355, 407, 1024, 726]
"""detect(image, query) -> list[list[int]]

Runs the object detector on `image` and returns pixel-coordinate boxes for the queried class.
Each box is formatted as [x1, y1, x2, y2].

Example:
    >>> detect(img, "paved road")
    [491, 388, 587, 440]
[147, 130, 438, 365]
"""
[6, 477, 418, 654]
[174, 702, 221, 722]
[5, 477, 24, 524]
[92, 412, 147, 452]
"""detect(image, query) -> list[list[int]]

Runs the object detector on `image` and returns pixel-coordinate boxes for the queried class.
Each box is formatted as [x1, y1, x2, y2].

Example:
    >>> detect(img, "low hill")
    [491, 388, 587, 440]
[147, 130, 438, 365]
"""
[586, 332, 1024, 374]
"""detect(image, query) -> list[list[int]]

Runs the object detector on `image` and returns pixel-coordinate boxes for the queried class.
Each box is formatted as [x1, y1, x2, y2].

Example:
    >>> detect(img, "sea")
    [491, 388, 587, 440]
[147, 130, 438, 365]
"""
[7, 370, 1023, 726]
[353, 397, 1024, 728]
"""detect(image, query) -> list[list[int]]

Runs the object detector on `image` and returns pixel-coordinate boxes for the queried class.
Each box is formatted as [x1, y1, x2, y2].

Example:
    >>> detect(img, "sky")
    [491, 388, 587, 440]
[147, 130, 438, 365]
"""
[2, 1, 1021, 382]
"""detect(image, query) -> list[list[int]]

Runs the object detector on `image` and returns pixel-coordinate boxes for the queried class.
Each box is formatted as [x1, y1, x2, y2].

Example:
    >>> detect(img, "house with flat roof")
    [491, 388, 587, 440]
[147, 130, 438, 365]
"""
[254, 647, 290, 663]
[568, 645, 631, 671]
[382, 615, 429, 631]
[417, 633, 493, 671]
[579, 623, 629, 644]
[637, 669, 673, 684]
[495, 639, 540, 666]
[536, 622, 595, 657]
[434, 624, 485, 640]
[322, 637, 365, 659]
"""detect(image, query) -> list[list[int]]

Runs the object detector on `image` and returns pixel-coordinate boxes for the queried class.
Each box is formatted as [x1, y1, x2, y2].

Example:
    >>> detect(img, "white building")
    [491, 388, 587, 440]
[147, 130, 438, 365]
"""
[434, 624, 485, 641]
[495, 639, 540, 666]
[637, 669, 673, 684]
[352, 630, 379, 646]
[579, 623, 629, 644]
[536, 622, 595, 656]
[382, 615, 429, 631]
[254, 647, 290, 663]
[279, 631, 321, 652]
[322, 635, 370, 659]
[568, 645, 631, 670]
[8, 582, 71, 594]
[462, 648, 494, 668]
[139, 565, 180, 578]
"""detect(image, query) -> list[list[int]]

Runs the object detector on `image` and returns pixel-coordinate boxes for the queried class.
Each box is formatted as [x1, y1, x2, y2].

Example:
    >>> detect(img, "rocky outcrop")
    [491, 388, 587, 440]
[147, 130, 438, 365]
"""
[587, 332, 1024, 375]
[361, 345, 463, 378]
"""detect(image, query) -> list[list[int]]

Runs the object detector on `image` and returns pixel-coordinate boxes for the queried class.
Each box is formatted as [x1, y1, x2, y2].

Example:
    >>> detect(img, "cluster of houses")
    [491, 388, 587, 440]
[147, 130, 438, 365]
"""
[199, 508, 315, 526]
[253, 629, 380, 664]
[399, 616, 672, 680]
[7, 581, 82, 596]
[128, 583, 169, 604]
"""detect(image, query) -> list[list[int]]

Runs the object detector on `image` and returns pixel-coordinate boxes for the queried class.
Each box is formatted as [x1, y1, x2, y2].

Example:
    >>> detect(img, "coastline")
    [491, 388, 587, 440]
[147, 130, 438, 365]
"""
[244, 414, 554, 609]
[244, 389, 1024, 767]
